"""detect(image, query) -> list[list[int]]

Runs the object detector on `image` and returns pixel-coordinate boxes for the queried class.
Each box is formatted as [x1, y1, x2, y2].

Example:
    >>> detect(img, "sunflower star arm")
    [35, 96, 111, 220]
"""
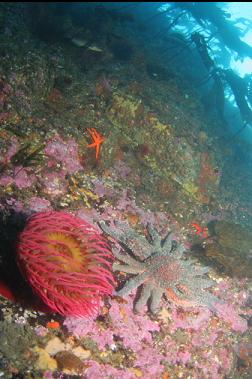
[192, 277, 216, 289]
[113, 263, 142, 274]
[194, 266, 211, 276]
[134, 283, 152, 312]
[172, 242, 186, 259]
[146, 224, 162, 246]
[161, 231, 174, 253]
[117, 221, 152, 252]
[170, 284, 188, 298]
[149, 287, 164, 314]
[182, 261, 211, 276]
[194, 291, 220, 309]
[112, 248, 143, 268]
[99, 221, 128, 244]
[99, 221, 152, 258]
[100, 221, 145, 245]
[116, 271, 149, 296]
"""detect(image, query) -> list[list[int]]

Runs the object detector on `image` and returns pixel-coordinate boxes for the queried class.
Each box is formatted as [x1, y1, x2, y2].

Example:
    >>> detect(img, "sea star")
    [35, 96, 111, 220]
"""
[100, 221, 218, 313]
[87, 127, 105, 160]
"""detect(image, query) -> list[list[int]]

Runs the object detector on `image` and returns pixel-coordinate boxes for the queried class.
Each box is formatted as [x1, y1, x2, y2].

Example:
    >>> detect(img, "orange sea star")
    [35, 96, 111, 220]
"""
[192, 222, 209, 238]
[87, 127, 105, 160]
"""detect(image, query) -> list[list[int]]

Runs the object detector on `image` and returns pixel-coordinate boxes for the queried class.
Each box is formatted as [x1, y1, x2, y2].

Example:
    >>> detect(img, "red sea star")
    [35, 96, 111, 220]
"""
[87, 127, 105, 160]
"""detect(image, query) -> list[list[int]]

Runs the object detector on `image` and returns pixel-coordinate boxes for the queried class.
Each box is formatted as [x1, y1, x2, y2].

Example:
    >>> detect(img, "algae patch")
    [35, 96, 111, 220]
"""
[0, 320, 38, 375]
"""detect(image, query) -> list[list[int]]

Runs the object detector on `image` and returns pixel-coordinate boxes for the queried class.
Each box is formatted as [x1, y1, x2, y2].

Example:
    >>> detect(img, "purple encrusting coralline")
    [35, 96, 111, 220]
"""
[0, 166, 36, 189]
[62, 277, 249, 378]
[44, 134, 83, 174]
[64, 295, 160, 352]
[28, 197, 52, 212]
[40, 171, 68, 198]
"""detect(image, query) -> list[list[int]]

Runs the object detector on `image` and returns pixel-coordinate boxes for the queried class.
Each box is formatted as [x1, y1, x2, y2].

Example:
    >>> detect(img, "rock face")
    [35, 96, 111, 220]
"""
[215, 221, 252, 253]
[205, 221, 252, 278]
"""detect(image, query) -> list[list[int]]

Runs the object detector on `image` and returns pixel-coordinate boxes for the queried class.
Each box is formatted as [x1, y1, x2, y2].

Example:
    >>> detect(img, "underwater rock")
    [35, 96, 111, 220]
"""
[54, 350, 86, 373]
[34, 347, 57, 372]
[204, 221, 252, 278]
[214, 220, 252, 252]
[0, 320, 38, 374]
[146, 63, 176, 81]
[71, 37, 88, 47]
[109, 36, 134, 61]
[108, 93, 144, 128]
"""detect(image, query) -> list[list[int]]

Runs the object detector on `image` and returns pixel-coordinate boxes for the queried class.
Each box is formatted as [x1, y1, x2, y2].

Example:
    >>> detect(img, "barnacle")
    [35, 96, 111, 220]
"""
[100, 221, 218, 313]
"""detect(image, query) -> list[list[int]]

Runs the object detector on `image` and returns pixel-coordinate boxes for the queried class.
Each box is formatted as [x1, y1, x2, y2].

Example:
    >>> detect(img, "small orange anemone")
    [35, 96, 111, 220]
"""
[16, 211, 115, 317]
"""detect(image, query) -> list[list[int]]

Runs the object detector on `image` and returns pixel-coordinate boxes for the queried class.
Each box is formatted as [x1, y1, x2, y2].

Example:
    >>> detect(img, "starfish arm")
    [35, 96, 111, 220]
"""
[166, 287, 197, 307]
[173, 243, 186, 259]
[87, 143, 97, 148]
[86, 128, 105, 160]
[100, 221, 143, 248]
[100, 221, 153, 259]
[189, 277, 216, 289]
[112, 248, 143, 267]
[92, 129, 100, 139]
[134, 283, 152, 312]
[161, 232, 174, 253]
[95, 145, 100, 159]
[193, 291, 220, 309]
[113, 263, 142, 274]
[194, 266, 211, 275]
[149, 287, 164, 313]
[147, 224, 161, 245]
[117, 271, 149, 296]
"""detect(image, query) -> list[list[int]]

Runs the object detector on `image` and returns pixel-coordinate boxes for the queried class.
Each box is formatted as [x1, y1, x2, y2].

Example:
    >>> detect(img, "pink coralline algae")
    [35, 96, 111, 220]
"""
[169, 307, 212, 332]
[0, 139, 35, 189]
[213, 279, 249, 332]
[28, 197, 52, 212]
[4, 198, 24, 212]
[84, 360, 136, 379]
[16, 211, 115, 317]
[64, 294, 159, 352]
[41, 171, 68, 198]
[0, 137, 19, 165]
[109, 295, 160, 351]
[44, 135, 83, 174]
[0, 166, 36, 189]
[214, 302, 248, 332]
[134, 347, 165, 377]
[194, 346, 234, 379]
[63, 312, 114, 350]
[113, 160, 132, 179]
[13, 167, 36, 188]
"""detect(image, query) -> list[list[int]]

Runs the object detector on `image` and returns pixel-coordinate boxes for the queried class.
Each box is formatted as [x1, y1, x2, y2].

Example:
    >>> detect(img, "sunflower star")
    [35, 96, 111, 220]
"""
[100, 221, 218, 313]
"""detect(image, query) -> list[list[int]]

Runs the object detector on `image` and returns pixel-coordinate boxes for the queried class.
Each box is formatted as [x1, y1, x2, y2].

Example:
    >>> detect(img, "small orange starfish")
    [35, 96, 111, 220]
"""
[87, 127, 105, 160]
[191, 222, 208, 238]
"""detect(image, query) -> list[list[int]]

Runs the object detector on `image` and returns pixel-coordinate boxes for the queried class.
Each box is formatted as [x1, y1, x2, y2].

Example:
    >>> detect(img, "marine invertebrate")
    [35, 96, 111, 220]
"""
[192, 222, 209, 238]
[87, 127, 105, 160]
[16, 211, 115, 317]
[100, 221, 218, 313]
